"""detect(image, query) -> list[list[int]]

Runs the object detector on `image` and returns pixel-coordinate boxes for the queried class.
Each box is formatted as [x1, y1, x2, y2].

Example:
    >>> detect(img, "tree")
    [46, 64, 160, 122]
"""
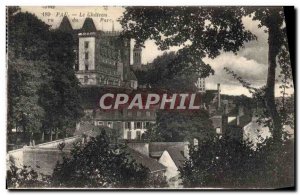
[7, 8, 50, 142]
[120, 6, 293, 142]
[245, 7, 290, 141]
[7, 8, 84, 143]
[39, 30, 83, 141]
[120, 7, 255, 80]
[7, 59, 45, 142]
[134, 51, 199, 92]
[52, 130, 150, 188]
[144, 109, 215, 142]
[7, 156, 50, 188]
[180, 138, 294, 188]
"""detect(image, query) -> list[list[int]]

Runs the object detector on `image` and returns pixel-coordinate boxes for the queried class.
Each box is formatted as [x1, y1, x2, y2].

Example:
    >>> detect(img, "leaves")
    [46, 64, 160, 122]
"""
[52, 130, 150, 188]
[120, 7, 256, 86]
[144, 109, 215, 142]
[180, 138, 294, 188]
[7, 9, 83, 142]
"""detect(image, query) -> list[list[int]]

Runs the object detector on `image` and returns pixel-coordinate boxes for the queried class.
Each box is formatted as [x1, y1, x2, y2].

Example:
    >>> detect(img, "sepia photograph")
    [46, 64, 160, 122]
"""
[6, 5, 295, 190]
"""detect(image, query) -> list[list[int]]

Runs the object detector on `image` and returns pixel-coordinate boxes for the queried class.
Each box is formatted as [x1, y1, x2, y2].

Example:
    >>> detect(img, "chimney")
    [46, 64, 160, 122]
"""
[217, 83, 221, 109]
[236, 105, 244, 126]
[237, 115, 240, 126]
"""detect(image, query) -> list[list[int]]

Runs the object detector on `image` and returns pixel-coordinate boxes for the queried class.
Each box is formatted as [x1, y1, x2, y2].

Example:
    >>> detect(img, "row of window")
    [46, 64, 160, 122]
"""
[96, 121, 152, 129]
[126, 110, 154, 117]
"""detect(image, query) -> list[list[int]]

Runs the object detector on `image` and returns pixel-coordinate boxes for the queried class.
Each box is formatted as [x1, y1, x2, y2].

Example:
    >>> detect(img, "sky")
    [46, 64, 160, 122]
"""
[20, 6, 294, 97]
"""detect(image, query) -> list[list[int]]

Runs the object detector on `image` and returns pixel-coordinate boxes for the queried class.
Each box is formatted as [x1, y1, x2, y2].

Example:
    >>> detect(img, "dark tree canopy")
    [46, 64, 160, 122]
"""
[180, 138, 294, 188]
[120, 6, 294, 141]
[7, 8, 83, 143]
[52, 130, 150, 188]
[133, 51, 199, 92]
[120, 7, 256, 78]
[143, 109, 215, 142]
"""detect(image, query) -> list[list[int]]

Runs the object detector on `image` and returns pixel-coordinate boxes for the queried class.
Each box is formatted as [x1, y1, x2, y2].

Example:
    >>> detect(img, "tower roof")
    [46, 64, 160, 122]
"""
[58, 16, 73, 32]
[133, 44, 142, 51]
[81, 18, 97, 32]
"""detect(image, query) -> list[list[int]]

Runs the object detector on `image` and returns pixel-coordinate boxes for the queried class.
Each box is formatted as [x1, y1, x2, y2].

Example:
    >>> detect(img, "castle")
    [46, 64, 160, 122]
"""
[57, 16, 155, 140]
[58, 16, 141, 89]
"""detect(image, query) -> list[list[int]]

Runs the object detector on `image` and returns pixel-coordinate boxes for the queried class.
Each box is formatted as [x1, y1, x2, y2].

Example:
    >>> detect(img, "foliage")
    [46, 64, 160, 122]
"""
[52, 130, 150, 188]
[7, 58, 46, 141]
[243, 7, 291, 141]
[7, 7, 83, 142]
[120, 6, 255, 81]
[144, 109, 215, 142]
[7, 8, 50, 140]
[39, 30, 83, 138]
[120, 6, 294, 142]
[133, 52, 199, 92]
[180, 137, 294, 188]
[7, 157, 50, 188]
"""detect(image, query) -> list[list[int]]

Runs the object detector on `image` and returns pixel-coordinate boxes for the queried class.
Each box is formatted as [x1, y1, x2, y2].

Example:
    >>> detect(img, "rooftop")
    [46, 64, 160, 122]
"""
[127, 148, 166, 173]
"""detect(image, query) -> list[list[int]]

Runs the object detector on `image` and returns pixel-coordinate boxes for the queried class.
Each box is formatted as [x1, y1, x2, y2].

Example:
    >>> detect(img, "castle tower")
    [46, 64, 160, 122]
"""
[58, 16, 73, 32]
[133, 44, 142, 70]
[77, 18, 97, 85]
[195, 77, 206, 93]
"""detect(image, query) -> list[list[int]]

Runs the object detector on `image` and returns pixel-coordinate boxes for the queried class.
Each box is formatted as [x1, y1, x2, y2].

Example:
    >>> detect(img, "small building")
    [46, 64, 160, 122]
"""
[127, 148, 166, 178]
[158, 147, 186, 188]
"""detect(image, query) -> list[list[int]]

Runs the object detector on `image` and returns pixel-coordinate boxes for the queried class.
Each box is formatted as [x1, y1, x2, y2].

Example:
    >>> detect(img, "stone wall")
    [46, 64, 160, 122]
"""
[23, 147, 70, 176]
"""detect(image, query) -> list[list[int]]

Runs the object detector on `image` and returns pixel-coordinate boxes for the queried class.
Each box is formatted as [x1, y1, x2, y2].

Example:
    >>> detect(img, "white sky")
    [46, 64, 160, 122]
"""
[20, 6, 294, 97]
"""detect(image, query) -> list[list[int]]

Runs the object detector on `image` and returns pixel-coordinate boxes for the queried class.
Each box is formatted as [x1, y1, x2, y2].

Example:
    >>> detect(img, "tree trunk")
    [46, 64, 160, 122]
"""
[41, 130, 45, 142]
[266, 24, 282, 142]
[50, 129, 53, 141]
[55, 128, 58, 140]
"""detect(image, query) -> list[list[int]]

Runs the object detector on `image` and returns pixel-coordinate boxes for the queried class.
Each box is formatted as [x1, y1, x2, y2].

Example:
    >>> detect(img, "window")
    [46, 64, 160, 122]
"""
[136, 131, 141, 140]
[85, 62, 89, 70]
[125, 122, 131, 129]
[136, 122, 141, 129]
[84, 41, 89, 49]
[97, 121, 103, 126]
[84, 76, 88, 83]
[216, 127, 221, 134]
[85, 52, 89, 60]
[107, 121, 113, 128]
[144, 122, 150, 128]
[127, 131, 132, 140]
[127, 111, 132, 117]
[146, 111, 151, 117]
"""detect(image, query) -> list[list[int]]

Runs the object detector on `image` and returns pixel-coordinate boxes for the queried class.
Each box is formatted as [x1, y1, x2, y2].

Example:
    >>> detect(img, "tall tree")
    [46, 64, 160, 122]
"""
[120, 7, 255, 79]
[144, 109, 215, 142]
[120, 6, 292, 141]
[39, 30, 83, 141]
[134, 51, 199, 92]
[246, 7, 287, 140]
[180, 138, 294, 188]
[7, 8, 50, 142]
[7, 8, 83, 143]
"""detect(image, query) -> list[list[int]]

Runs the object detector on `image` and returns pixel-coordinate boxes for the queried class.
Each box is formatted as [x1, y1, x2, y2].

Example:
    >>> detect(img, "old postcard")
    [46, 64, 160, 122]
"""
[6, 6, 295, 190]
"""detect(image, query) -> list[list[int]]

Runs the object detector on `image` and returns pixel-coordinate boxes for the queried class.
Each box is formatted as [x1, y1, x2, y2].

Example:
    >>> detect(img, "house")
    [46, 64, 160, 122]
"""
[126, 141, 189, 187]
[127, 148, 166, 178]
[149, 142, 188, 187]
[158, 147, 186, 188]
